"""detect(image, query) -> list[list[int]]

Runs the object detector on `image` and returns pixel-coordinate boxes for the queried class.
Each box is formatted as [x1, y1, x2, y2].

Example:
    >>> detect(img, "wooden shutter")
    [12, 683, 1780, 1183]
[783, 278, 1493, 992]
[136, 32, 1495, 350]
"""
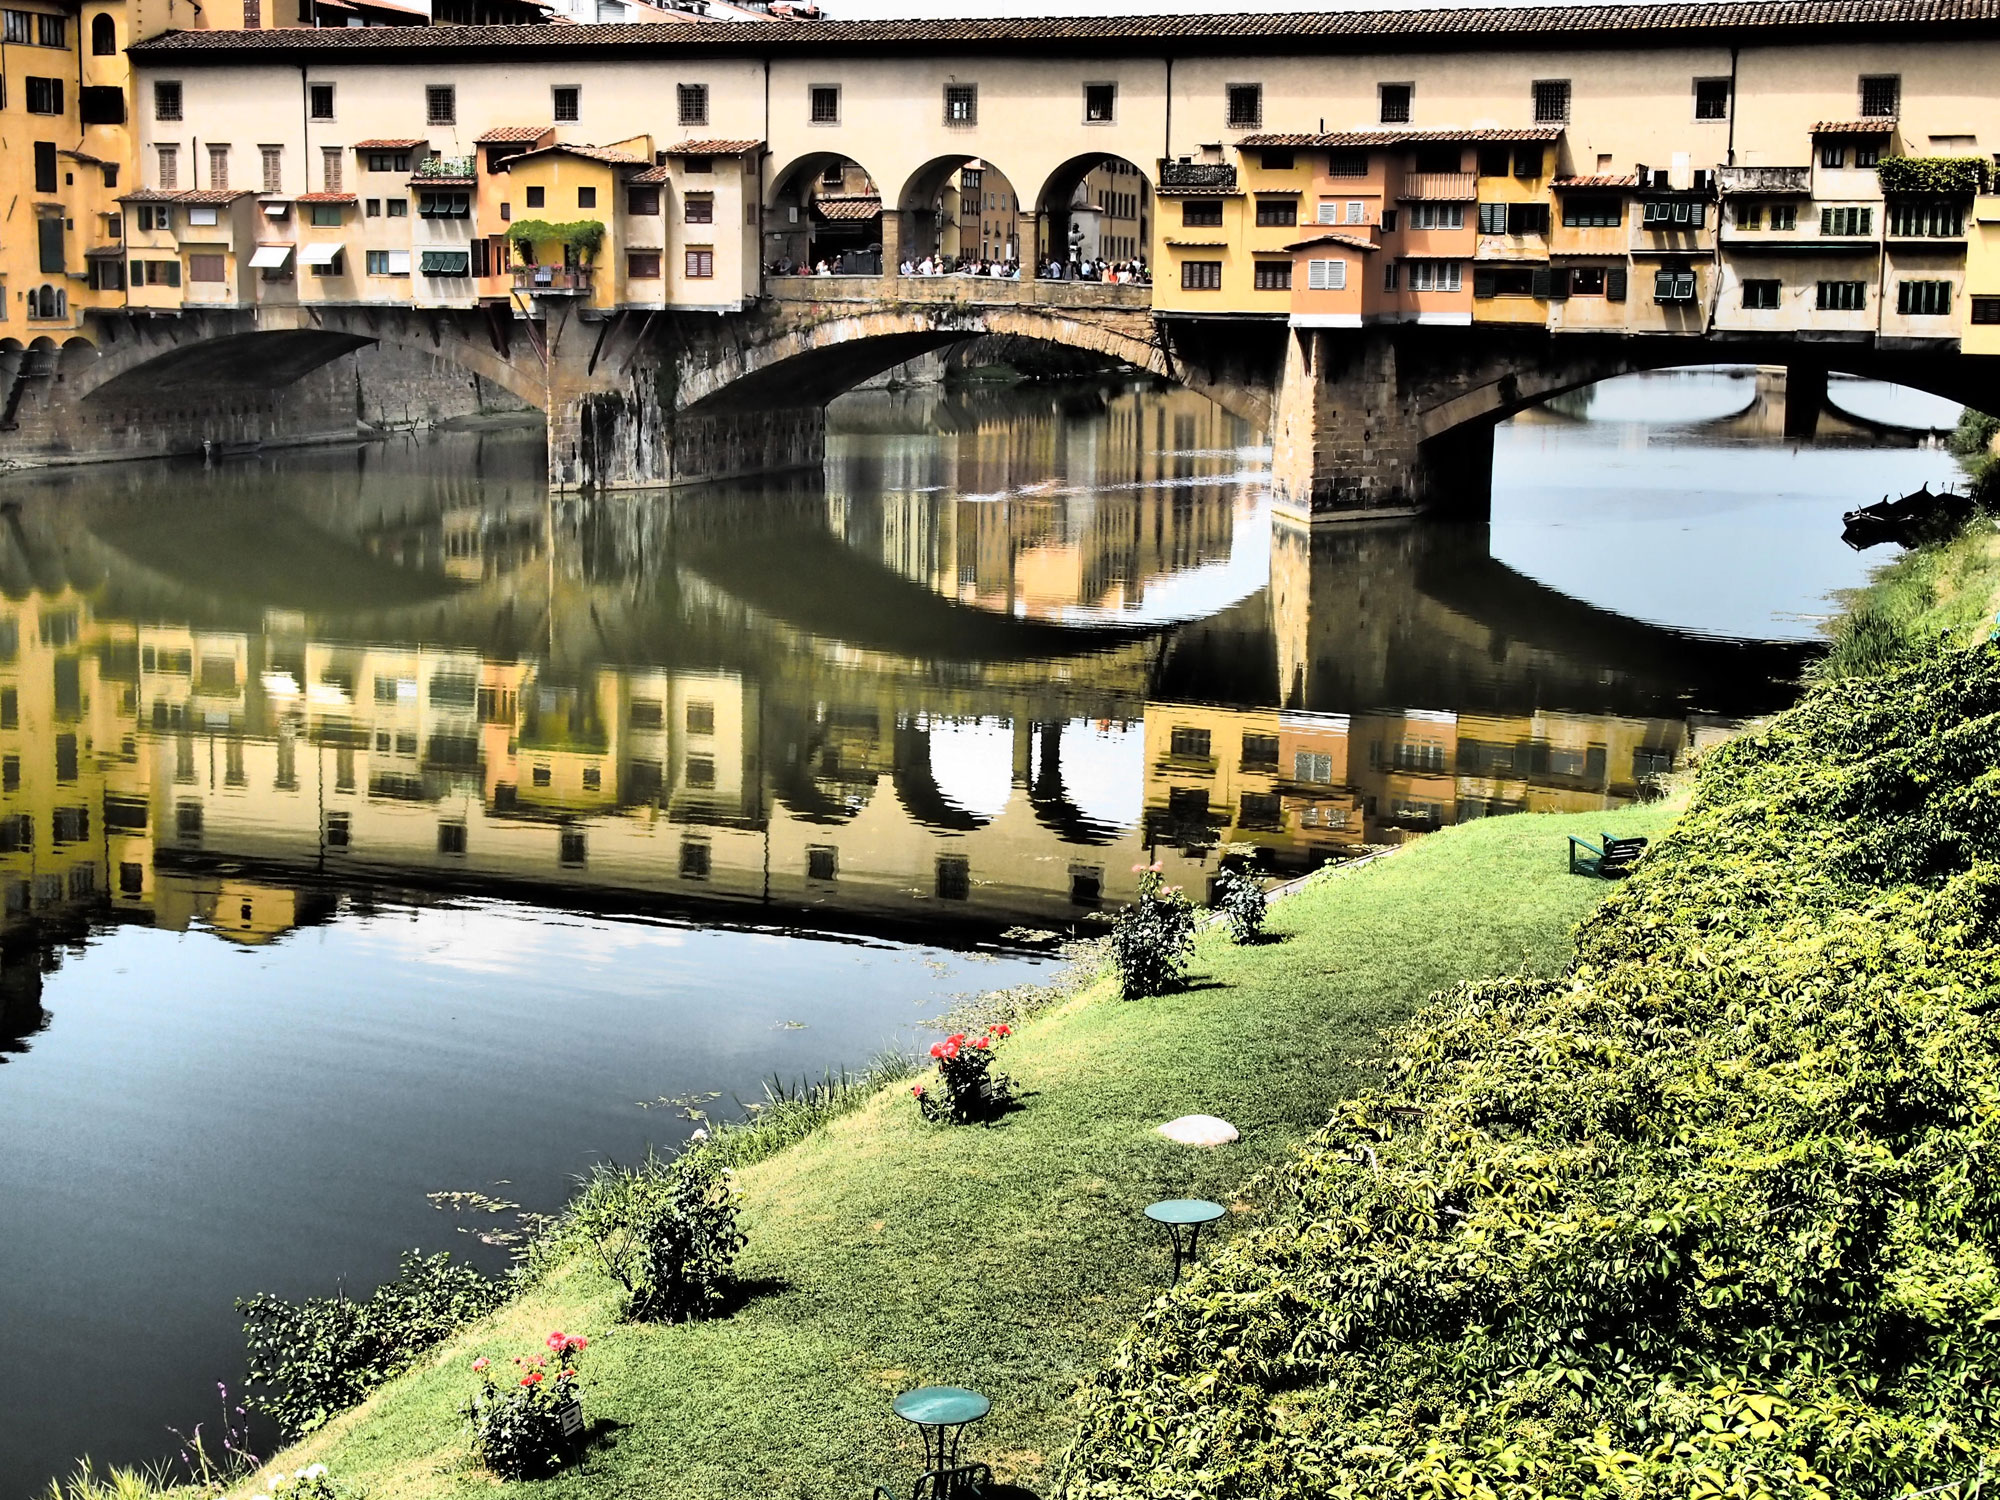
[1473, 269, 1497, 299]
[1606, 267, 1628, 301]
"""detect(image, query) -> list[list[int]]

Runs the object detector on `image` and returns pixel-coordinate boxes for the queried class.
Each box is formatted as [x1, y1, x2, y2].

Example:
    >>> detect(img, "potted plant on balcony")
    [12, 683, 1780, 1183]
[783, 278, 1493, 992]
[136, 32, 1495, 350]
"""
[507, 220, 605, 293]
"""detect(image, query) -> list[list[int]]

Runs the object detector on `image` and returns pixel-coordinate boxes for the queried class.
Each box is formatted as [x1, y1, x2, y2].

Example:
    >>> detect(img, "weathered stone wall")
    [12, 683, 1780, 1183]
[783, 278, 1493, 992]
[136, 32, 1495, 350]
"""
[350, 343, 536, 431]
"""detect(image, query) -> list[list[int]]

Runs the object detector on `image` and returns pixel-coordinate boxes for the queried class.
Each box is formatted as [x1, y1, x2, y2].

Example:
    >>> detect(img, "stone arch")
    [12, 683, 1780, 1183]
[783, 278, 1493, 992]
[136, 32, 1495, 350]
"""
[763, 150, 883, 274]
[57, 337, 99, 383]
[892, 153, 1025, 265]
[1031, 152, 1153, 271]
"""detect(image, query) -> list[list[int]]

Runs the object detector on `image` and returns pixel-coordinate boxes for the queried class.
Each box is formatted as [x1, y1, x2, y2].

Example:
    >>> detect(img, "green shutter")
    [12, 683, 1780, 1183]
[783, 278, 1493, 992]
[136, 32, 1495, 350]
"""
[1473, 269, 1497, 299]
[1606, 267, 1628, 301]
[419, 250, 470, 276]
[1530, 267, 1554, 299]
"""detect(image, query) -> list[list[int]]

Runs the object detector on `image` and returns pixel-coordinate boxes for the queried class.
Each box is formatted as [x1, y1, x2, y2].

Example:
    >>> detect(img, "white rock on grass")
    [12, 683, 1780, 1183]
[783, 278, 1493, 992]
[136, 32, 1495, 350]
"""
[1156, 1114, 1239, 1146]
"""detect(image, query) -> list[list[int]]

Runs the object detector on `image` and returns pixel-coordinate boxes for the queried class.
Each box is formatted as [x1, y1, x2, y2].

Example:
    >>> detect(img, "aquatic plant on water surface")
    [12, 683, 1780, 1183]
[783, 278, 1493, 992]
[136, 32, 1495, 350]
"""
[463, 1332, 589, 1479]
[1067, 636, 2000, 1500]
[1109, 864, 1197, 999]
[910, 1024, 1013, 1124]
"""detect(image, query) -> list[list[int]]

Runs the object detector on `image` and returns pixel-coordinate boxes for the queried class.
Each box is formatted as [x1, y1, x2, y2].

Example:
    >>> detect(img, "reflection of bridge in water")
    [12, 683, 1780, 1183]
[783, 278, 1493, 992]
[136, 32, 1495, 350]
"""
[0, 421, 1807, 1037]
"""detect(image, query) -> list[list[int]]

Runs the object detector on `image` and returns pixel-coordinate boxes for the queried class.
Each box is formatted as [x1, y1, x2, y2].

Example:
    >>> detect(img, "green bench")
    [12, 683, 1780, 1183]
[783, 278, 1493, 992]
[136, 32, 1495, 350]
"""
[1567, 832, 1648, 879]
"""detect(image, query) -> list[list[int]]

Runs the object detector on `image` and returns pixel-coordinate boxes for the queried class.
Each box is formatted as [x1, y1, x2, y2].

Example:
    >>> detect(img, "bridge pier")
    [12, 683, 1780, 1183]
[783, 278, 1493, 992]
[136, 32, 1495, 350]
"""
[1271, 327, 1494, 525]
[552, 368, 825, 491]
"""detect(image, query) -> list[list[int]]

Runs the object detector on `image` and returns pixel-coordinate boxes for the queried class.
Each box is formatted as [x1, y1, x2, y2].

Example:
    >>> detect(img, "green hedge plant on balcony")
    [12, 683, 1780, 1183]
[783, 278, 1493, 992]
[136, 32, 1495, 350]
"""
[505, 219, 605, 261]
[1877, 155, 1989, 196]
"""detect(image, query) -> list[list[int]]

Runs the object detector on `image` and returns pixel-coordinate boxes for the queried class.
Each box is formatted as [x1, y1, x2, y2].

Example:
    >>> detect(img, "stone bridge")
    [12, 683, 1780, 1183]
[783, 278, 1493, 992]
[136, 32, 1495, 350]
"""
[22, 280, 2000, 520]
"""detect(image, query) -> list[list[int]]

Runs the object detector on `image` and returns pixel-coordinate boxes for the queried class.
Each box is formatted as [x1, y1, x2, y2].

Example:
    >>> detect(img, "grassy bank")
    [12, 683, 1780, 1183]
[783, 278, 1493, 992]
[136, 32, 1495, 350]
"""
[1820, 512, 2000, 677]
[241, 805, 1677, 1500]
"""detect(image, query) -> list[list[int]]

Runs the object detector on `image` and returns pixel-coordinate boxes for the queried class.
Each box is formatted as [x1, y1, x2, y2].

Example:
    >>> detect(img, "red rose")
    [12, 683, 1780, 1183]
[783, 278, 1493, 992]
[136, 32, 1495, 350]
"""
[929, 1043, 944, 1059]
[522, 1372, 543, 1386]
[911, 1085, 925, 1096]
[994, 1025, 1011, 1037]
[976, 1037, 990, 1049]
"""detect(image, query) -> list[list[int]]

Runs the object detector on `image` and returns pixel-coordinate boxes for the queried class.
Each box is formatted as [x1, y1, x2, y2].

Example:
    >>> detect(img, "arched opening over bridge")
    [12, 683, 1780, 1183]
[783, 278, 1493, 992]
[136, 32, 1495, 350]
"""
[893, 155, 1029, 269]
[764, 151, 884, 276]
[1033, 153, 1152, 274]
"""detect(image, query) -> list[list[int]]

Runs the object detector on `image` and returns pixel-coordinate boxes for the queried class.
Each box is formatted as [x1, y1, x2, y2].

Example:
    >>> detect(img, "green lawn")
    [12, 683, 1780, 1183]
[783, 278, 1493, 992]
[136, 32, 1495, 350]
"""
[256, 802, 1680, 1500]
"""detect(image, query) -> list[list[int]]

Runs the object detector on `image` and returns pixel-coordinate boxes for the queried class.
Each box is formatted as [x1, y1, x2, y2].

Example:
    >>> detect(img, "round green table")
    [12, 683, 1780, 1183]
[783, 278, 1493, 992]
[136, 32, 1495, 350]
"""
[893, 1385, 990, 1477]
[1145, 1198, 1226, 1283]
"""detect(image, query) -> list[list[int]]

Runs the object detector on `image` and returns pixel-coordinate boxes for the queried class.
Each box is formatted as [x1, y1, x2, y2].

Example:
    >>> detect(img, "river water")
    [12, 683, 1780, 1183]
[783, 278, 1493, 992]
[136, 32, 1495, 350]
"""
[0, 367, 1960, 1493]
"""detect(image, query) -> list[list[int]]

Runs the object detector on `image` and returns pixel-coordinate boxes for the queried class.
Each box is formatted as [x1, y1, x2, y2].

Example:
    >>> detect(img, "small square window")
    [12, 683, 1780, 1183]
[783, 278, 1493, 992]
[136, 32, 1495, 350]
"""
[1226, 82, 1261, 128]
[678, 82, 708, 126]
[532, 764, 551, 787]
[582, 766, 601, 791]
[559, 828, 587, 866]
[387, 199, 408, 218]
[438, 822, 467, 855]
[577, 186, 596, 208]
[1694, 78, 1730, 120]
[1379, 82, 1412, 124]
[936, 855, 970, 901]
[425, 84, 455, 126]
[309, 83, 334, 120]
[553, 85, 579, 122]
[1069, 867, 1103, 906]
[526, 186, 545, 208]
[1084, 82, 1115, 123]
[1741, 278, 1780, 309]
[806, 845, 838, 882]
[1532, 78, 1571, 123]
[810, 84, 839, 124]
[944, 84, 977, 126]
[365, 198, 381, 217]
[680, 839, 711, 880]
[1859, 74, 1900, 118]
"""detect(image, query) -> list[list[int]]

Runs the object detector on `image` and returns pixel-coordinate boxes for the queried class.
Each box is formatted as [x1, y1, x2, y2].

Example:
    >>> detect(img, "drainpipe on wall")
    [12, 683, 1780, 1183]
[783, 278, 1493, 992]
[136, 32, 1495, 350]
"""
[1725, 47, 1738, 166]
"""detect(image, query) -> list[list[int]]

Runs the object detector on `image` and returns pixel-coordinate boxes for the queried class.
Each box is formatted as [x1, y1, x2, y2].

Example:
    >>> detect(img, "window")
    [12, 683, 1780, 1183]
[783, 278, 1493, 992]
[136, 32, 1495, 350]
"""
[187, 205, 218, 227]
[1641, 199, 1707, 228]
[1821, 205, 1872, 236]
[207, 144, 229, 190]
[1860, 74, 1900, 118]
[559, 828, 586, 866]
[684, 247, 713, 278]
[420, 250, 470, 277]
[322, 147, 342, 194]
[1741, 278, 1780, 309]
[1085, 82, 1115, 122]
[1, 9, 26, 42]
[35, 12, 61, 45]
[364, 198, 380, 217]
[679, 839, 710, 880]
[1562, 196, 1621, 228]
[1653, 268, 1697, 301]
[366, 249, 412, 275]
[1407, 259, 1462, 292]
[365, 152, 409, 173]
[1532, 78, 1571, 123]
[553, 85, 579, 122]
[1181, 259, 1222, 290]
[1513, 146, 1543, 178]
[309, 82, 334, 120]
[627, 249, 661, 278]
[683, 155, 712, 174]
[387, 198, 407, 218]
[1734, 201, 1764, 229]
[944, 83, 976, 126]
[576, 186, 596, 209]
[1255, 197, 1296, 227]
[1181, 200, 1223, 228]
[187, 253, 225, 283]
[1694, 78, 1731, 120]
[678, 83, 708, 126]
[1306, 258, 1346, 290]
[25, 77, 61, 115]
[627, 185, 659, 215]
[936, 855, 970, 901]
[133, 258, 180, 286]
[684, 194, 713, 223]
[1821, 143, 1848, 169]
[261, 146, 283, 193]
[810, 84, 840, 124]
[1972, 296, 2000, 325]
[1381, 209, 1398, 231]
[425, 85, 455, 125]
[1170, 726, 1212, 759]
[1475, 266, 1539, 298]
[1069, 867, 1103, 906]
[310, 204, 341, 227]
[1816, 279, 1866, 310]
[1481, 202, 1549, 234]
[1771, 203, 1797, 231]
[525, 185, 545, 209]
[686, 701, 715, 734]
[438, 822, 467, 856]
[1407, 202, 1463, 230]
[806, 845, 838, 883]
[1898, 279, 1952, 315]
[1379, 81, 1412, 124]
[1856, 144, 1882, 168]
[1260, 149, 1294, 172]
[1570, 266, 1606, 295]
[1254, 261, 1292, 290]
[1226, 82, 1261, 127]
[417, 191, 469, 218]
[1383, 260, 1399, 290]
[1889, 200, 1964, 236]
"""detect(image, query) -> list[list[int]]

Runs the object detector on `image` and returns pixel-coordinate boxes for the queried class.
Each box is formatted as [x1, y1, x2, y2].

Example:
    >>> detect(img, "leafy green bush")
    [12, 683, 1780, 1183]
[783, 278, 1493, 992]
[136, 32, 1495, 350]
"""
[1947, 406, 1999, 460]
[1067, 638, 2000, 1500]
[1211, 865, 1268, 944]
[568, 1151, 745, 1323]
[239, 1250, 505, 1437]
[1109, 865, 1197, 998]
[1877, 155, 1989, 195]
[462, 1332, 588, 1479]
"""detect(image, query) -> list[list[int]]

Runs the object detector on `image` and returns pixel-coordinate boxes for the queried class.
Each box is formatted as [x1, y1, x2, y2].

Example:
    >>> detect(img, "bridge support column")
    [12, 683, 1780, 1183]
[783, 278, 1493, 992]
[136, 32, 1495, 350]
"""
[550, 379, 825, 491]
[1271, 327, 1493, 524]
[1784, 362, 1826, 440]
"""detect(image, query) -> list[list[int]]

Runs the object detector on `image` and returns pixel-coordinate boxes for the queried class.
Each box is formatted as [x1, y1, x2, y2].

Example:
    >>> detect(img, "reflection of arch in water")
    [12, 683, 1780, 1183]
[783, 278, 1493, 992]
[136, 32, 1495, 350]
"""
[1027, 720, 1131, 846]
[767, 701, 880, 825]
[892, 717, 1014, 832]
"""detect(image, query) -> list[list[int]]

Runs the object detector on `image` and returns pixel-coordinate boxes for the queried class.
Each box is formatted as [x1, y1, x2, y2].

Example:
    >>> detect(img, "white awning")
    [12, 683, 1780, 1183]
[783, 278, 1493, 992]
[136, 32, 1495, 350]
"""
[248, 244, 293, 269]
[262, 202, 291, 218]
[299, 242, 342, 266]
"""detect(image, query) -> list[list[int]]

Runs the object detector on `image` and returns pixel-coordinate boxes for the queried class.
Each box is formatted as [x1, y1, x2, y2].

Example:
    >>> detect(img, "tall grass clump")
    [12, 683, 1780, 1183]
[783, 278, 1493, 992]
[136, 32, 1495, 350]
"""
[697, 1055, 917, 1170]
[40, 1461, 168, 1500]
[1067, 635, 2000, 1500]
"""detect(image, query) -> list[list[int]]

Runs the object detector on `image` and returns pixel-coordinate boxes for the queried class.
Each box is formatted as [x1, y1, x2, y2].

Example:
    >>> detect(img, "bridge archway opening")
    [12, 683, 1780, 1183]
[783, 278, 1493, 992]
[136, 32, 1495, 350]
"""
[1034, 154, 1152, 274]
[1512, 363, 1963, 443]
[764, 151, 883, 276]
[895, 155, 1027, 268]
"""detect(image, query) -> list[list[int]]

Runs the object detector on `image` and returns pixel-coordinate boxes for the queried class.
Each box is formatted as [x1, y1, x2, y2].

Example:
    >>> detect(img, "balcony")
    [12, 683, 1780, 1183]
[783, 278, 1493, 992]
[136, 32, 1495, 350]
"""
[416, 154, 477, 180]
[1399, 172, 1477, 202]
[515, 266, 593, 295]
[1159, 160, 1236, 192]
[1718, 165, 1811, 195]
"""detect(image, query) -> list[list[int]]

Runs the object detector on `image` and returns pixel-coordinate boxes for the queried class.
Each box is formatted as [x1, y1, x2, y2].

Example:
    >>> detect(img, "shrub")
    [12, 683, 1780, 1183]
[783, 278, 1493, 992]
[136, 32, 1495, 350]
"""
[911, 1025, 1013, 1124]
[1067, 638, 2000, 1500]
[463, 1333, 588, 1479]
[238, 1251, 505, 1437]
[1211, 864, 1268, 944]
[1876, 154, 1988, 196]
[1947, 405, 1999, 460]
[1108, 864, 1197, 998]
[569, 1151, 745, 1322]
[256, 1464, 349, 1500]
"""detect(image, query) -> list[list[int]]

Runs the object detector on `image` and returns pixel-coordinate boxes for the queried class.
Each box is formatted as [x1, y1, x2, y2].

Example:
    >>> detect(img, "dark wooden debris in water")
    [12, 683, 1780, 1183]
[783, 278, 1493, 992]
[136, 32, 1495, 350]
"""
[1842, 485, 1975, 550]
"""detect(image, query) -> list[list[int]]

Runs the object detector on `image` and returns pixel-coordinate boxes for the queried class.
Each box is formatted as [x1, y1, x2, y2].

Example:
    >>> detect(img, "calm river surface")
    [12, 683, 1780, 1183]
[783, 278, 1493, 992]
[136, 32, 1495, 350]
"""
[0, 367, 1960, 1493]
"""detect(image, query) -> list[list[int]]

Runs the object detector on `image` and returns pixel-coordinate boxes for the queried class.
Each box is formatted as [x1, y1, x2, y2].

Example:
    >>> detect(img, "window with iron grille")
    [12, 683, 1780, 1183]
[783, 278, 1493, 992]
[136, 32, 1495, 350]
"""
[1816, 279, 1866, 310]
[943, 84, 976, 126]
[553, 86, 579, 122]
[1255, 197, 1296, 226]
[425, 85, 455, 125]
[1820, 205, 1872, 236]
[1254, 261, 1291, 290]
[1859, 74, 1900, 117]
[1085, 82, 1115, 122]
[810, 84, 839, 124]
[1741, 279, 1780, 309]
[1532, 79, 1570, 123]
[1379, 82, 1411, 124]
[1326, 149, 1367, 178]
[1694, 78, 1730, 120]
[1225, 83, 1261, 128]
[1897, 279, 1951, 315]
[309, 83, 334, 120]
[678, 83, 707, 125]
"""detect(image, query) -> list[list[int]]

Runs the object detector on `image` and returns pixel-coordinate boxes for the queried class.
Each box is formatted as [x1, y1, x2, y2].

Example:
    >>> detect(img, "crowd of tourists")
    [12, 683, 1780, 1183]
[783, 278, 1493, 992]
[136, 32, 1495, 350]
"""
[767, 254, 1151, 285]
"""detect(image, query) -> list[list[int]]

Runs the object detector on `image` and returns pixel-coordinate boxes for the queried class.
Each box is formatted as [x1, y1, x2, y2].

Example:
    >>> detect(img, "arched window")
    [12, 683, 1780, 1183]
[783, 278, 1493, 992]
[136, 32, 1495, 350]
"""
[33, 286, 66, 320]
[90, 12, 114, 54]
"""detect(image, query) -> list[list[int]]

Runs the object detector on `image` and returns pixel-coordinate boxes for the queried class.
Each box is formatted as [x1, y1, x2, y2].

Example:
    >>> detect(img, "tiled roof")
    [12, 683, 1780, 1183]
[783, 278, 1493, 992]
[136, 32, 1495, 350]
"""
[408, 175, 476, 186]
[59, 148, 112, 165]
[127, 1, 2000, 61]
[664, 139, 761, 155]
[1552, 174, 1641, 188]
[1154, 185, 1240, 198]
[1241, 126, 1564, 147]
[502, 143, 649, 168]
[1163, 237, 1231, 247]
[353, 138, 425, 149]
[1283, 230, 1381, 251]
[628, 164, 672, 184]
[296, 192, 359, 203]
[476, 126, 552, 143]
[815, 195, 882, 220]
[1812, 118, 1898, 132]
[117, 188, 253, 205]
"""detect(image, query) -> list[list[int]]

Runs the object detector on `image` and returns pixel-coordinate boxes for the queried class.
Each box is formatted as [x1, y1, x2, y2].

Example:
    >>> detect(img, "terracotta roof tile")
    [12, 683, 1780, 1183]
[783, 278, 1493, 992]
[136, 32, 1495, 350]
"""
[353, 138, 425, 149]
[127, 2, 2000, 61]
[1241, 126, 1563, 147]
[116, 188, 253, 205]
[408, 175, 476, 186]
[628, 164, 672, 183]
[1813, 118, 1898, 133]
[1283, 230, 1381, 251]
[1552, 174, 1641, 188]
[501, 142, 649, 169]
[815, 195, 882, 220]
[476, 126, 552, 144]
[296, 192, 359, 203]
[664, 139, 762, 155]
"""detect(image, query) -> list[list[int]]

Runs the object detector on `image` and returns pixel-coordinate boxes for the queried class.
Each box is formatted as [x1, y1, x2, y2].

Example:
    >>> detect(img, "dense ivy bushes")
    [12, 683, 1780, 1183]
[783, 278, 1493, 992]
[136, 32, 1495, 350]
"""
[1067, 640, 2000, 1499]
